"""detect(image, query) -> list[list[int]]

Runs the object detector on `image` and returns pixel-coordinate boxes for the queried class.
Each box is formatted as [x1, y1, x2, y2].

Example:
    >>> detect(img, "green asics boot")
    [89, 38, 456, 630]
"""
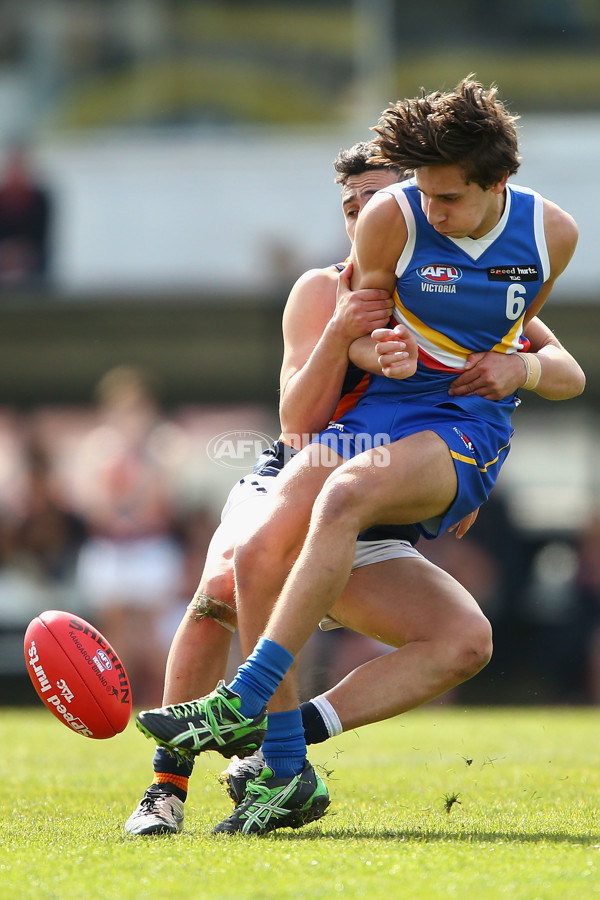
[212, 760, 330, 835]
[136, 681, 267, 758]
[220, 750, 265, 805]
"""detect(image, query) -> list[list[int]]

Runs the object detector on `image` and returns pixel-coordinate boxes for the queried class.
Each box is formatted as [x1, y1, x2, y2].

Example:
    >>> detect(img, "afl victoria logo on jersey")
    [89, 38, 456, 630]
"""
[417, 264, 463, 283]
[417, 264, 462, 293]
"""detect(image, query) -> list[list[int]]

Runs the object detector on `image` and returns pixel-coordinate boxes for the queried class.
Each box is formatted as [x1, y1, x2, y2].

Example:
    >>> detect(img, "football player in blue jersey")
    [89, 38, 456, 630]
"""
[125, 143, 406, 835]
[132, 109, 585, 836]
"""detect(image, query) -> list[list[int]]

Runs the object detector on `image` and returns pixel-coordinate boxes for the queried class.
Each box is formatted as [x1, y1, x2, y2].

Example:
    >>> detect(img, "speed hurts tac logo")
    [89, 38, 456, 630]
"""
[487, 265, 539, 282]
[417, 264, 462, 293]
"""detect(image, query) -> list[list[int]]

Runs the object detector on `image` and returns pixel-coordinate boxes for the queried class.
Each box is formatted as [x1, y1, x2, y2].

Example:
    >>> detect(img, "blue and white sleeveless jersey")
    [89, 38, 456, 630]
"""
[361, 180, 550, 425]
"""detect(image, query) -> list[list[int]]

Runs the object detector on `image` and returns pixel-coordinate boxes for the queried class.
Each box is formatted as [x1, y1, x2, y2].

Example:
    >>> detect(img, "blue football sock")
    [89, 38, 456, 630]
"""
[261, 709, 306, 778]
[228, 637, 294, 718]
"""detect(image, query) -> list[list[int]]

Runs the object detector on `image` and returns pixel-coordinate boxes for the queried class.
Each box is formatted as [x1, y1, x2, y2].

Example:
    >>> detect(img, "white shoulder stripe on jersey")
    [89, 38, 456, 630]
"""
[533, 191, 551, 282]
[507, 184, 550, 282]
[393, 188, 416, 278]
[378, 183, 416, 278]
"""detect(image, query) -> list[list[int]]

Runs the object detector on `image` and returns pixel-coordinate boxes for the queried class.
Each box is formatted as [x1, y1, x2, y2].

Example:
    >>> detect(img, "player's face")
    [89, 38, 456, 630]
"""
[414, 164, 507, 239]
[342, 169, 400, 242]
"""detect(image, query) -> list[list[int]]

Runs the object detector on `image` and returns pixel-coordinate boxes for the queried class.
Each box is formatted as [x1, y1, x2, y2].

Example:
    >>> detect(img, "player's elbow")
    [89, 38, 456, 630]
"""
[279, 403, 329, 443]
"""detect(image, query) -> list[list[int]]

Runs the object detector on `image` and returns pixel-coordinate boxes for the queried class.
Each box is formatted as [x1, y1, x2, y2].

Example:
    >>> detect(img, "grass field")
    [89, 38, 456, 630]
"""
[3, 705, 599, 900]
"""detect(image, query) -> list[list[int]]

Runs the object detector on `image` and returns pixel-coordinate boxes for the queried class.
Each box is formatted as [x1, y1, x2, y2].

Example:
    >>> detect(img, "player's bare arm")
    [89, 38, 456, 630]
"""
[346, 193, 416, 377]
[279, 268, 346, 441]
[347, 323, 419, 380]
[348, 324, 418, 378]
[522, 199, 578, 325]
[279, 265, 392, 440]
[331, 261, 394, 336]
[349, 191, 407, 294]
[523, 318, 586, 398]
[449, 317, 585, 401]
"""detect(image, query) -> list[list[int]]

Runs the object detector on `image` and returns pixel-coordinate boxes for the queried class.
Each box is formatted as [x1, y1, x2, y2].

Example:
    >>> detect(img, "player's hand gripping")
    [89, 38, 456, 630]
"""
[331, 261, 394, 344]
[449, 350, 531, 401]
[371, 324, 419, 380]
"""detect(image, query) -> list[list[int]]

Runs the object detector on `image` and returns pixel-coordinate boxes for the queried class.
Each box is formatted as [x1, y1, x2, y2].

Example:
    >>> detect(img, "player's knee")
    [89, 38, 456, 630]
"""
[236, 511, 305, 583]
[450, 614, 493, 681]
[234, 525, 275, 582]
[200, 568, 235, 608]
[315, 474, 366, 530]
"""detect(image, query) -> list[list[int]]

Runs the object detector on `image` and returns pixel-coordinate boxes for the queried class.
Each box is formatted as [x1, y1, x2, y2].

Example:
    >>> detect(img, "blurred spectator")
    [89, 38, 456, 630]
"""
[16, 439, 87, 584]
[0, 433, 87, 660]
[71, 365, 185, 707]
[0, 143, 53, 288]
[0, 390, 597, 710]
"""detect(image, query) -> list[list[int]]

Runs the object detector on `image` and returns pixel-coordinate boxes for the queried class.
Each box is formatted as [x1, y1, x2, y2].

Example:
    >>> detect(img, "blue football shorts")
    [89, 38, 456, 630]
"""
[314, 399, 513, 539]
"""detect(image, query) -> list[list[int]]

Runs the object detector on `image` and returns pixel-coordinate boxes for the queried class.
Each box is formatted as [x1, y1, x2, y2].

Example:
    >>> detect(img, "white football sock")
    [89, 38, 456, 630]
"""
[311, 694, 343, 737]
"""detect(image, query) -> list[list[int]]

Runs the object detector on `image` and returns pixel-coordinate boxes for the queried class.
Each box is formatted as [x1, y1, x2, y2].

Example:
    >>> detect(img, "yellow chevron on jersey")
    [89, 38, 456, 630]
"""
[392, 289, 472, 370]
[394, 284, 526, 366]
[490, 315, 525, 354]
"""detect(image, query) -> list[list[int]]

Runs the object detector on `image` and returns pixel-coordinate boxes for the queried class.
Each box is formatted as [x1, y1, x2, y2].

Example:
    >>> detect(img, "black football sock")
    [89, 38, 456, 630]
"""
[151, 746, 194, 801]
[300, 700, 330, 745]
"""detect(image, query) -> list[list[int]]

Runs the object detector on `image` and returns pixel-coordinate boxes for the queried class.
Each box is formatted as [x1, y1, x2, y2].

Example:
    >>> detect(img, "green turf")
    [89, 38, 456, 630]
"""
[2, 706, 599, 900]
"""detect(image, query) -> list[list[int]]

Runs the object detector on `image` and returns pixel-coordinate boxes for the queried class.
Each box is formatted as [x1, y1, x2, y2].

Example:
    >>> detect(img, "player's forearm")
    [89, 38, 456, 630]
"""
[279, 367, 348, 438]
[279, 335, 354, 438]
[520, 345, 585, 400]
[348, 335, 383, 374]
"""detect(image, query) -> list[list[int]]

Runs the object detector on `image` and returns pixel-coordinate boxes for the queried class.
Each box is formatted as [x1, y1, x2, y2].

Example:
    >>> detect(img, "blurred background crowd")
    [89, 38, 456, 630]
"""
[1, 0, 600, 710]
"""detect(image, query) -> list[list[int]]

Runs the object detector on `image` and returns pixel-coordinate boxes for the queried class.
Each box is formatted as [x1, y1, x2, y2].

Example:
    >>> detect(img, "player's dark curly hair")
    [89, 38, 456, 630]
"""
[370, 76, 520, 190]
[333, 140, 406, 185]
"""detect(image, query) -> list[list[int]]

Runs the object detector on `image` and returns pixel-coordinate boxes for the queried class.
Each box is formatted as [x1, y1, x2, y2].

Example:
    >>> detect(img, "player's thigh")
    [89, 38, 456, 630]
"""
[274, 441, 344, 504]
[324, 430, 457, 526]
[196, 497, 274, 596]
[247, 442, 345, 547]
[330, 555, 482, 647]
[206, 494, 275, 565]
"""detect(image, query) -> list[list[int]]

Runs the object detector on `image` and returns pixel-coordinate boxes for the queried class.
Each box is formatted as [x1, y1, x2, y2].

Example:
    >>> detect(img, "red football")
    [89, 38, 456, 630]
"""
[24, 610, 132, 739]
